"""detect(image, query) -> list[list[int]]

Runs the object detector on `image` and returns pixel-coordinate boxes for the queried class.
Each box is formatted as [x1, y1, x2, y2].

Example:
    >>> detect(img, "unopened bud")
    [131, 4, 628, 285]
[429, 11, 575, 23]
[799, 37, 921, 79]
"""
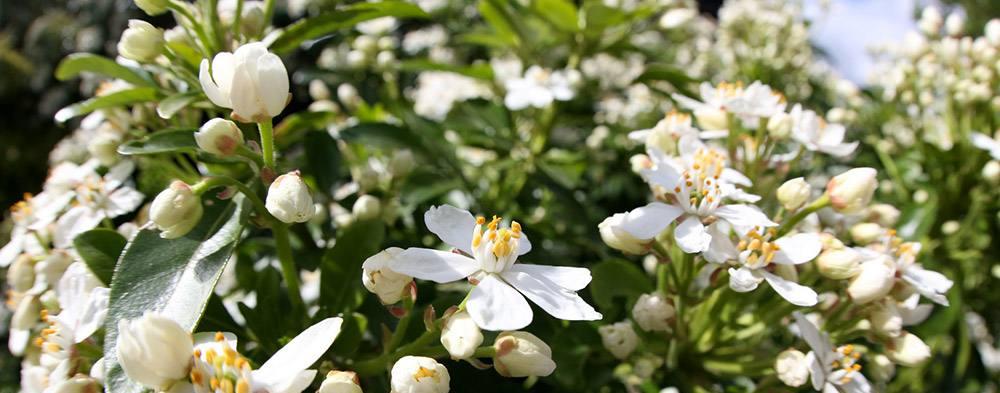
[826, 167, 878, 213]
[599, 214, 648, 254]
[945, 13, 965, 36]
[871, 302, 903, 338]
[866, 204, 901, 227]
[319, 371, 362, 393]
[7, 255, 35, 293]
[266, 171, 315, 223]
[986, 19, 1000, 46]
[352, 195, 382, 221]
[134, 0, 169, 16]
[694, 108, 728, 130]
[309, 80, 332, 101]
[195, 118, 244, 156]
[775, 349, 809, 387]
[817, 248, 863, 279]
[631, 292, 674, 332]
[389, 150, 416, 177]
[776, 177, 811, 210]
[390, 356, 449, 393]
[116, 313, 194, 390]
[850, 223, 884, 245]
[598, 321, 638, 360]
[440, 311, 483, 360]
[887, 332, 931, 366]
[493, 331, 557, 377]
[848, 259, 896, 304]
[982, 160, 1000, 183]
[867, 354, 896, 381]
[149, 181, 203, 239]
[767, 112, 793, 139]
[117, 20, 164, 63]
[362, 248, 413, 304]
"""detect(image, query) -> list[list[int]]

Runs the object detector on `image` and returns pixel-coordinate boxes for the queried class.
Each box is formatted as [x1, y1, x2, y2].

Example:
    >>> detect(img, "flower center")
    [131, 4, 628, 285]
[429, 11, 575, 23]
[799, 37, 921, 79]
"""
[413, 366, 440, 382]
[737, 228, 780, 269]
[191, 333, 252, 393]
[672, 148, 725, 211]
[471, 215, 523, 273]
[830, 344, 863, 384]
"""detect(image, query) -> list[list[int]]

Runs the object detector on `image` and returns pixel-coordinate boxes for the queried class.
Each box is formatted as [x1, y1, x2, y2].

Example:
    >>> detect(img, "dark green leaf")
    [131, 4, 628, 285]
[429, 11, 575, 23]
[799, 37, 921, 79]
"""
[532, 0, 580, 32]
[339, 123, 430, 155]
[583, 3, 627, 31]
[304, 131, 342, 193]
[328, 312, 368, 357]
[269, 1, 429, 54]
[118, 129, 198, 155]
[589, 259, 653, 313]
[55, 87, 161, 123]
[637, 64, 697, 97]
[398, 59, 494, 80]
[55, 53, 154, 87]
[156, 91, 201, 119]
[477, 0, 520, 46]
[103, 195, 248, 393]
[72, 229, 127, 286]
[320, 219, 385, 313]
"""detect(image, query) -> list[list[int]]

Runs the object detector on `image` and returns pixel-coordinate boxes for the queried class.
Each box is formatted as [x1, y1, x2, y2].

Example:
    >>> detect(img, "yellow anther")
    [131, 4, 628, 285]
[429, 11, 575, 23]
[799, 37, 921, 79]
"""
[237, 380, 250, 393]
[737, 240, 748, 251]
[841, 344, 854, 355]
[210, 378, 219, 390]
[476, 216, 485, 225]
[205, 349, 217, 364]
[748, 239, 762, 251]
[224, 347, 238, 366]
[191, 369, 204, 385]
[851, 364, 862, 371]
[33, 337, 44, 347]
[674, 186, 681, 193]
[746, 254, 759, 266]
[41, 328, 55, 337]
[44, 342, 60, 353]
[193, 349, 202, 357]
[215, 332, 225, 342]
[413, 367, 439, 382]
[512, 221, 521, 233]
[220, 379, 234, 393]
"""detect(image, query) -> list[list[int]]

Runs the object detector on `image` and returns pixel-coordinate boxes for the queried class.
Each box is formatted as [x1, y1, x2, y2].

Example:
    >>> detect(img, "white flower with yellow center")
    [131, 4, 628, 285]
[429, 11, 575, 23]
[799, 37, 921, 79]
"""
[707, 227, 821, 306]
[672, 81, 786, 130]
[387, 205, 601, 331]
[38, 263, 109, 372]
[53, 161, 144, 248]
[864, 234, 952, 306]
[503, 66, 578, 110]
[794, 312, 873, 393]
[788, 104, 858, 157]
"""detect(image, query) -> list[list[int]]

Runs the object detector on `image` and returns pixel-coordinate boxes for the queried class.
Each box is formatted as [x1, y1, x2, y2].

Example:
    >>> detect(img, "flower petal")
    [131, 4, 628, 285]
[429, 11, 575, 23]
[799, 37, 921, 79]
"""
[727, 267, 761, 292]
[703, 221, 738, 264]
[390, 248, 479, 283]
[772, 233, 822, 265]
[253, 318, 342, 388]
[793, 312, 833, 359]
[762, 271, 818, 306]
[256, 53, 289, 117]
[619, 202, 684, 240]
[508, 264, 591, 291]
[675, 216, 711, 253]
[501, 271, 602, 322]
[714, 204, 777, 227]
[424, 205, 478, 254]
[805, 351, 826, 391]
[199, 56, 231, 108]
[901, 267, 953, 306]
[466, 274, 532, 331]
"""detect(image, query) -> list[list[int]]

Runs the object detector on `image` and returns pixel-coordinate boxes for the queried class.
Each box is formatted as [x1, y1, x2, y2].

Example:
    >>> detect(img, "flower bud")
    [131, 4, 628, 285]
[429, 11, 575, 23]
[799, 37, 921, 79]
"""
[309, 80, 332, 101]
[826, 167, 878, 213]
[982, 160, 1000, 183]
[631, 293, 674, 332]
[376, 51, 396, 70]
[658, 8, 696, 29]
[389, 150, 416, 177]
[362, 248, 413, 304]
[266, 171, 315, 223]
[337, 84, 361, 108]
[440, 311, 483, 360]
[629, 154, 652, 173]
[117, 20, 164, 63]
[919, 7, 942, 35]
[816, 248, 862, 280]
[150, 181, 204, 239]
[199, 42, 289, 122]
[319, 371, 362, 393]
[49, 375, 100, 393]
[599, 214, 648, 254]
[887, 332, 931, 366]
[135, 0, 169, 16]
[598, 321, 639, 360]
[866, 204, 900, 227]
[850, 223, 884, 245]
[767, 112, 793, 139]
[239, 2, 266, 37]
[493, 331, 557, 377]
[694, 108, 728, 130]
[945, 13, 965, 36]
[848, 260, 896, 304]
[871, 302, 903, 338]
[986, 19, 1000, 46]
[7, 255, 35, 293]
[867, 353, 896, 381]
[195, 119, 244, 156]
[389, 356, 449, 393]
[116, 313, 193, 390]
[776, 177, 810, 210]
[775, 349, 809, 387]
[352, 195, 381, 221]
[88, 130, 122, 166]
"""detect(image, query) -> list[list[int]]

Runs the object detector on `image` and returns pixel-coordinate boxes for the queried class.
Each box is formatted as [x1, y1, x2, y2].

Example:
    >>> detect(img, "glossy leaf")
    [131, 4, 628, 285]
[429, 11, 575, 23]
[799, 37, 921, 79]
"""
[54, 87, 160, 123]
[72, 229, 127, 286]
[269, 1, 428, 54]
[533, 0, 580, 32]
[589, 259, 653, 314]
[54, 53, 154, 87]
[398, 59, 494, 80]
[304, 131, 342, 193]
[156, 91, 201, 119]
[117, 129, 198, 155]
[320, 219, 385, 313]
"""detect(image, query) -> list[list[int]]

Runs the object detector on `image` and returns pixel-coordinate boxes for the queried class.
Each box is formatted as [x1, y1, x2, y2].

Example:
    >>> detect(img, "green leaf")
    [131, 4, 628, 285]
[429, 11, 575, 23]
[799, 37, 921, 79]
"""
[55, 53, 154, 87]
[103, 195, 248, 393]
[329, 312, 368, 357]
[269, 1, 429, 54]
[582, 3, 627, 31]
[72, 229, 127, 286]
[477, 0, 520, 46]
[118, 129, 198, 155]
[339, 123, 430, 155]
[304, 131, 342, 194]
[320, 219, 385, 313]
[532, 0, 580, 32]
[398, 59, 494, 80]
[589, 259, 653, 314]
[54, 87, 161, 123]
[637, 64, 697, 97]
[156, 91, 201, 119]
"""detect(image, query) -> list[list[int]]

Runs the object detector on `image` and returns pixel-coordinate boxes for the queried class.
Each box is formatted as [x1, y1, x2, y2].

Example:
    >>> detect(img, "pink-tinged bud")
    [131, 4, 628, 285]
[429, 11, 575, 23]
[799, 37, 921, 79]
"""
[195, 118, 244, 156]
[493, 331, 556, 377]
[149, 181, 203, 239]
[266, 171, 315, 223]
[826, 167, 878, 213]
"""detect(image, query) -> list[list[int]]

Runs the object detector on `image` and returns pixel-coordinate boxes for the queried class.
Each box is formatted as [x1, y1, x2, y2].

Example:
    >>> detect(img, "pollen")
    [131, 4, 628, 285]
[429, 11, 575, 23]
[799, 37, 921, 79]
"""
[476, 216, 485, 225]
[236, 380, 250, 393]
[413, 366, 439, 382]
[215, 332, 225, 342]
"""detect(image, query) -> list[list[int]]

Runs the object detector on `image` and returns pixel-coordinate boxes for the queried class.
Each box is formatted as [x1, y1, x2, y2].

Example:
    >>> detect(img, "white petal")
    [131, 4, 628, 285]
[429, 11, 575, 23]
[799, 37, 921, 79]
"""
[106, 188, 145, 218]
[424, 205, 478, 254]
[508, 264, 591, 291]
[675, 216, 711, 253]
[761, 271, 818, 306]
[714, 204, 777, 227]
[256, 53, 289, 117]
[727, 267, 761, 292]
[0, 234, 23, 267]
[794, 312, 833, 358]
[73, 287, 109, 343]
[819, 141, 859, 157]
[772, 233, 822, 265]
[228, 65, 262, 120]
[702, 221, 738, 264]
[54, 207, 105, 249]
[501, 270, 602, 322]
[901, 267, 953, 306]
[619, 202, 684, 239]
[8, 328, 29, 356]
[805, 351, 826, 391]
[103, 160, 136, 190]
[466, 274, 532, 331]
[199, 58, 230, 108]
[253, 318, 342, 388]
[390, 248, 480, 283]
[970, 132, 1000, 158]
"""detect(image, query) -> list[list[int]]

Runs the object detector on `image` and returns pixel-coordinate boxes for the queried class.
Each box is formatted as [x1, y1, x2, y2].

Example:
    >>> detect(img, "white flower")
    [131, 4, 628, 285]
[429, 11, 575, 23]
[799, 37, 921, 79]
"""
[793, 312, 873, 393]
[776, 177, 811, 210]
[440, 311, 483, 360]
[847, 254, 896, 304]
[39, 263, 109, 372]
[598, 321, 638, 360]
[195, 118, 244, 156]
[410, 72, 491, 120]
[631, 293, 675, 332]
[713, 228, 821, 306]
[887, 332, 931, 366]
[775, 349, 810, 387]
[598, 213, 649, 254]
[387, 205, 601, 330]
[352, 195, 381, 221]
[390, 356, 449, 393]
[816, 248, 863, 280]
[672, 81, 786, 130]
[356, 17, 398, 35]
[503, 66, 577, 110]
[116, 313, 194, 390]
[658, 8, 696, 29]
[867, 353, 895, 381]
[580, 53, 644, 89]
[199, 42, 289, 122]
[626, 112, 701, 155]
[886, 241, 952, 306]
[54, 161, 144, 248]
[970, 131, 1000, 160]
[789, 105, 858, 157]
[826, 168, 878, 213]
[767, 112, 793, 139]
[150, 181, 204, 239]
[986, 19, 1000, 45]
[117, 20, 164, 62]
[266, 171, 315, 223]
[8, 295, 39, 356]
[493, 331, 557, 377]
[318, 371, 362, 393]
[361, 248, 413, 304]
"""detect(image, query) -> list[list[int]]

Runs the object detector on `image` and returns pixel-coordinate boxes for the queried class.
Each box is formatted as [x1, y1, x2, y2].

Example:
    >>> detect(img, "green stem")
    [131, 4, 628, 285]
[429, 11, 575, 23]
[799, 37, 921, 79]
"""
[262, 0, 276, 38]
[355, 328, 440, 376]
[232, 0, 245, 41]
[257, 119, 276, 169]
[385, 301, 415, 354]
[207, 0, 226, 51]
[169, 0, 216, 55]
[473, 346, 497, 358]
[273, 222, 305, 311]
[776, 194, 830, 237]
[236, 144, 265, 167]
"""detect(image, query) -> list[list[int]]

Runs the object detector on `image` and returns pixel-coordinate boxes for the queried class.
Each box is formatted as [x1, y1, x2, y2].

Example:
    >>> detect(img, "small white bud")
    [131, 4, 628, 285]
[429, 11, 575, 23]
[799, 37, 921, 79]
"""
[117, 20, 164, 62]
[599, 213, 648, 254]
[376, 51, 397, 70]
[309, 80, 332, 101]
[48, 375, 100, 393]
[352, 195, 382, 221]
[134, 0, 169, 16]
[941, 220, 960, 235]
[493, 331, 557, 377]
[239, 2, 266, 37]
[598, 321, 639, 360]
[337, 84, 361, 108]
[945, 13, 965, 36]
[919, 7, 943, 36]
[816, 248, 861, 280]
[195, 118, 244, 156]
[913, 189, 929, 204]
[440, 311, 483, 360]
[887, 332, 931, 366]
[319, 371, 362, 393]
[361, 248, 413, 304]
[850, 223, 884, 245]
[266, 171, 315, 223]
[826, 167, 878, 213]
[116, 313, 193, 390]
[775, 349, 809, 387]
[353, 35, 377, 53]
[870, 302, 903, 338]
[982, 160, 1000, 183]
[7, 255, 35, 293]
[776, 177, 811, 210]
[658, 8, 696, 29]
[986, 19, 1000, 46]
[88, 130, 122, 166]
[631, 292, 674, 332]
[694, 108, 728, 131]
[346, 50, 368, 68]
[848, 259, 896, 304]
[866, 204, 901, 227]
[629, 154, 652, 174]
[389, 149, 416, 177]
[767, 112, 793, 139]
[389, 356, 449, 393]
[149, 181, 204, 239]
[867, 353, 896, 381]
